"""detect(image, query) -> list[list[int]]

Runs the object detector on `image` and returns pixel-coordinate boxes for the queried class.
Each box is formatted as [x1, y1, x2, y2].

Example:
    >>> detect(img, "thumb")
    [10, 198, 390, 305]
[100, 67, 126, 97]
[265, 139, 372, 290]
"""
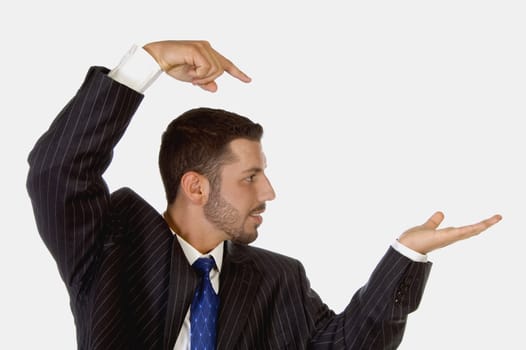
[422, 211, 445, 230]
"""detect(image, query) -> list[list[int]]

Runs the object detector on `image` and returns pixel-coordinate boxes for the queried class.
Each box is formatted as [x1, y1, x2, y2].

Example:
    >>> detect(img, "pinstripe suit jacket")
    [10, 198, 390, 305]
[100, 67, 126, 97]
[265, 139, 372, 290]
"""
[27, 67, 432, 350]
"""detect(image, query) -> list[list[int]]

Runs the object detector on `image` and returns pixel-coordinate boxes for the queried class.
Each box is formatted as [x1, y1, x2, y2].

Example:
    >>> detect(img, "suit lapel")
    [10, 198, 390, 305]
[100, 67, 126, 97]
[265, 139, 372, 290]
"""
[217, 241, 262, 350]
[163, 237, 199, 350]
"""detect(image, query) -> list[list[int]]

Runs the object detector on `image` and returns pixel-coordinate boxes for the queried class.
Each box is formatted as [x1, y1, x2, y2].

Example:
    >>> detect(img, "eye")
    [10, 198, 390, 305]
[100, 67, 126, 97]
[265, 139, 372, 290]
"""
[246, 174, 256, 182]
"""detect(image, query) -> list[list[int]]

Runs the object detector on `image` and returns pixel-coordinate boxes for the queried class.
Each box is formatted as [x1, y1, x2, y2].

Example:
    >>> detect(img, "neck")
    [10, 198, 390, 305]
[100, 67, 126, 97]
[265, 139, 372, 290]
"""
[164, 205, 226, 254]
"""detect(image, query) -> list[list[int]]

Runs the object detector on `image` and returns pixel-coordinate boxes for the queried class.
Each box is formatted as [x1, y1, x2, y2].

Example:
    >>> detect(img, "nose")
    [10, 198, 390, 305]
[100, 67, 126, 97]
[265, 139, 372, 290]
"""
[259, 174, 276, 202]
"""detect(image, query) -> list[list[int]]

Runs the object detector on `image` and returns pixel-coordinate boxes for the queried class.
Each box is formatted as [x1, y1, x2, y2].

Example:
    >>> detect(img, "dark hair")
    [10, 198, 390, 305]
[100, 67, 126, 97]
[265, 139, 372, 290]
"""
[159, 107, 264, 204]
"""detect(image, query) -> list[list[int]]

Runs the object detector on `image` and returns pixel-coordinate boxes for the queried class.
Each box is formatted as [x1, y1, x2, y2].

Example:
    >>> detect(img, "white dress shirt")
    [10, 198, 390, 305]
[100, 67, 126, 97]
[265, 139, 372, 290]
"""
[107, 42, 429, 349]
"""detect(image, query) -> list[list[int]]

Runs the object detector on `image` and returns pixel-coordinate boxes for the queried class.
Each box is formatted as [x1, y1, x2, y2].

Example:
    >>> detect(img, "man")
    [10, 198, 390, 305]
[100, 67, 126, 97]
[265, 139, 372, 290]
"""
[26, 40, 501, 350]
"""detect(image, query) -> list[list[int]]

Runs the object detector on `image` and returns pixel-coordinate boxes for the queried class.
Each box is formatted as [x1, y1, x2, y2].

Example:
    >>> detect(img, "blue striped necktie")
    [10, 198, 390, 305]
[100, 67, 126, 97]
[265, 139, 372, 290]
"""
[190, 256, 219, 350]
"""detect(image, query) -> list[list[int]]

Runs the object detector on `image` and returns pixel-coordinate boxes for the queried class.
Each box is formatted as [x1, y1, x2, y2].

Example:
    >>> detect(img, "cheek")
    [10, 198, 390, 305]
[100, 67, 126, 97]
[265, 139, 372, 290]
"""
[223, 188, 256, 213]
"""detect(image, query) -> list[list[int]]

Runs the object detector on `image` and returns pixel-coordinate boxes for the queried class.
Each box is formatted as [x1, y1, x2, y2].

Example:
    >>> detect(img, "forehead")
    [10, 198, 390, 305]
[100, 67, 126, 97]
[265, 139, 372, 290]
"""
[226, 139, 266, 167]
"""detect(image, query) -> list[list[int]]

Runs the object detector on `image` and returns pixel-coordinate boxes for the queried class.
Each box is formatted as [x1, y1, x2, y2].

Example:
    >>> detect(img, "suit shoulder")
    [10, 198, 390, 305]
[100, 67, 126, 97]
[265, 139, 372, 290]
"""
[109, 187, 164, 225]
[110, 187, 149, 207]
[228, 242, 303, 274]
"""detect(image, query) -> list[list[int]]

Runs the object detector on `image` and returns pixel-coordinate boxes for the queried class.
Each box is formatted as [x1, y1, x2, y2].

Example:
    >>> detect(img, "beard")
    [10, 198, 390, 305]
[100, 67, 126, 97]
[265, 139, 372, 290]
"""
[203, 184, 259, 244]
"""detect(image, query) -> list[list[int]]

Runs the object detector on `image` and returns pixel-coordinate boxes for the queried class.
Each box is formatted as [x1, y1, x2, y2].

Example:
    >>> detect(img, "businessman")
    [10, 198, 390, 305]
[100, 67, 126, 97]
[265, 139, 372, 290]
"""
[26, 40, 501, 350]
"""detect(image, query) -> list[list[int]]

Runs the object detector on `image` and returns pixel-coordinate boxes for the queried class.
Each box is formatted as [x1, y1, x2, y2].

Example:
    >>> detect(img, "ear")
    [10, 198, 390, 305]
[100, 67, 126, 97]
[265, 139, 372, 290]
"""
[180, 171, 210, 205]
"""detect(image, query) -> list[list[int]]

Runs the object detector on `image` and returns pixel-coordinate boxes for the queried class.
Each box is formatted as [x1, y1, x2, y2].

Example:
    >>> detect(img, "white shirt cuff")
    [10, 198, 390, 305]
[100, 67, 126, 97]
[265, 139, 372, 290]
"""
[391, 239, 428, 263]
[108, 44, 162, 93]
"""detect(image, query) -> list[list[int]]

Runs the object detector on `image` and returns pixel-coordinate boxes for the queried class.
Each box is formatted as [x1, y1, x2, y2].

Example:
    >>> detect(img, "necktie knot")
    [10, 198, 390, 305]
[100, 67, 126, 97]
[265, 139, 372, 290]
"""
[193, 256, 216, 276]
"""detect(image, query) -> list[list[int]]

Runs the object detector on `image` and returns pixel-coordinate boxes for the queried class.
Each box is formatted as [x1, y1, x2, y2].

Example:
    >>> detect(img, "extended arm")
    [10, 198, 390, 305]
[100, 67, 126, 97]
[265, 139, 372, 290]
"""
[306, 212, 500, 349]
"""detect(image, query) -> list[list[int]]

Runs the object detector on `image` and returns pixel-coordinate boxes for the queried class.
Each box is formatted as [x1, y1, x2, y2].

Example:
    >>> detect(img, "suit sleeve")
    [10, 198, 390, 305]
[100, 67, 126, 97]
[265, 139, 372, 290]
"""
[26, 67, 144, 292]
[306, 247, 432, 349]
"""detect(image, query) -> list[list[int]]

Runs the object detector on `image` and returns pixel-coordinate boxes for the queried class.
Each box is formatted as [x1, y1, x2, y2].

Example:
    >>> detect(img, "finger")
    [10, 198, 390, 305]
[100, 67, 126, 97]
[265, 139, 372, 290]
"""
[439, 214, 502, 242]
[190, 50, 225, 86]
[189, 42, 251, 85]
[459, 214, 502, 236]
[193, 42, 222, 79]
[422, 211, 445, 230]
[163, 53, 215, 83]
[191, 57, 217, 82]
[191, 70, 224, 86]
[197, 81, 218, 93]
[218, 53, 252, 83]
[174, 41, 220, 84]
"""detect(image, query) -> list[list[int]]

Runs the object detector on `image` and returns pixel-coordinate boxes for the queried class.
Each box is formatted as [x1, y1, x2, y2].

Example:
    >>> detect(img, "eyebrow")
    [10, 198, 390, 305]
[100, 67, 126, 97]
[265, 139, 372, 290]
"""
[241, 167, 264, 174]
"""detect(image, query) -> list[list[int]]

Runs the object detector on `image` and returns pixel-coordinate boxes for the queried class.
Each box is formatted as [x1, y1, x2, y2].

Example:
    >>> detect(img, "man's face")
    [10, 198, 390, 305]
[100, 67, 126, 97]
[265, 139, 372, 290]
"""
[204, 139, 276, 244]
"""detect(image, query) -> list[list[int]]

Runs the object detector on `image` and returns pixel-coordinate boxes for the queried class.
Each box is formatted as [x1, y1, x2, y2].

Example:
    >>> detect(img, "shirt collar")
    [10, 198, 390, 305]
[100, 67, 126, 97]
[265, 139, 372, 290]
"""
[173, 232, 224, 272]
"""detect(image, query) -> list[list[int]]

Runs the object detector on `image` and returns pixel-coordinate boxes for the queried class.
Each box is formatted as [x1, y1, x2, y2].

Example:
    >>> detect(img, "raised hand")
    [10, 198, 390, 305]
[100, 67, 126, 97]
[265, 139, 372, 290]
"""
[398, 211, 502, 254]
[143, 40, 251, 92]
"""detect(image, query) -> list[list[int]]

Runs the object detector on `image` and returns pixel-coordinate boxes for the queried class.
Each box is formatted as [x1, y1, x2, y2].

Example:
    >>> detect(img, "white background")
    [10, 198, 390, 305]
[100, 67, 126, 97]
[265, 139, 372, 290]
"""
[2, 1, 525, 348]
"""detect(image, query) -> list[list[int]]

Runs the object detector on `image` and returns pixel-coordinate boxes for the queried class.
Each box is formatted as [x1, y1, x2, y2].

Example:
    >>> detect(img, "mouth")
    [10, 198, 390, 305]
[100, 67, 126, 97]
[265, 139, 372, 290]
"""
[249, 213, 263, 225]
[249, 206, 265, 225]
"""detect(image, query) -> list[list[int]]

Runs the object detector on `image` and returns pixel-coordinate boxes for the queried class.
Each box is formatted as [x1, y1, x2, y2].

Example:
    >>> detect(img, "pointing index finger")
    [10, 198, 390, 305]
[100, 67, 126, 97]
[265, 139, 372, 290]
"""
[219, 54, 252, 83]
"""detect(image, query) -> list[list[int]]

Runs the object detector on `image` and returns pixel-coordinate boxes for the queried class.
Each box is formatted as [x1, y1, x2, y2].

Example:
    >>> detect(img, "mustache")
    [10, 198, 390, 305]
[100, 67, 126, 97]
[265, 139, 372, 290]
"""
[251, 203, 266, 213]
